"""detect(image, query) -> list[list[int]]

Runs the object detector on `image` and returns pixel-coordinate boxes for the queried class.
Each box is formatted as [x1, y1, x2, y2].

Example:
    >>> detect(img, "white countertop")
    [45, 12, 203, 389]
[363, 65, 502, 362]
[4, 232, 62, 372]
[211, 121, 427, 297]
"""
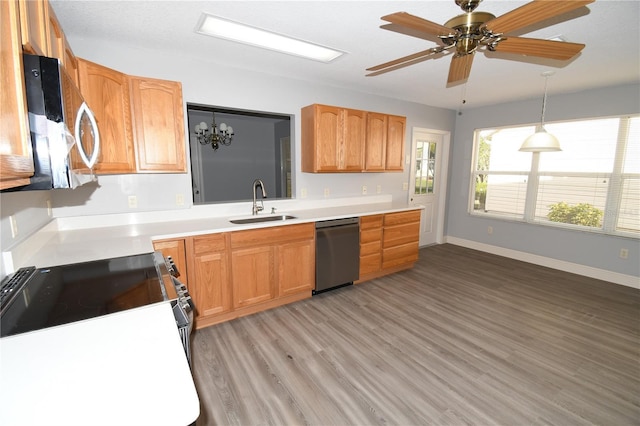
[7, 197, 421, 270]
[0, 302, 199, 426]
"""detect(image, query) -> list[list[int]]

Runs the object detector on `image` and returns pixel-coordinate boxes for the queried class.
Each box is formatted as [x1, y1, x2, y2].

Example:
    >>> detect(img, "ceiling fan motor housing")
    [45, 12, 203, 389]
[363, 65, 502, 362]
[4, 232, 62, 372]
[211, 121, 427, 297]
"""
[444, 11, 496, 55]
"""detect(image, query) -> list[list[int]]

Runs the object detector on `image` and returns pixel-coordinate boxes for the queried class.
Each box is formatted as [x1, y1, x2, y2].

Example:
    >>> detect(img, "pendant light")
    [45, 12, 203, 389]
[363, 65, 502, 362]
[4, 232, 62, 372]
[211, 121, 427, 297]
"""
[520, 71, 561, 152]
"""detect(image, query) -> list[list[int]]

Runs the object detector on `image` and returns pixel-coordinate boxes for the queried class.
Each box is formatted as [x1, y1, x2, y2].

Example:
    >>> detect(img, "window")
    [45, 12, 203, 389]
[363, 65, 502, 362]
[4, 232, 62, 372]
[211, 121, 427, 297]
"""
[470, 115, 639, 237]
[414, 140, 437, 195]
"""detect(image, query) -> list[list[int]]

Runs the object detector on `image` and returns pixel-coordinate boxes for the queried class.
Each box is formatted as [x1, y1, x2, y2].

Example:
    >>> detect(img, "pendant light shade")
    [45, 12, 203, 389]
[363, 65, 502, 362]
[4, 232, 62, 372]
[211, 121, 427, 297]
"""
[519, 125, 561, 152]
[520, 71, 561, 152]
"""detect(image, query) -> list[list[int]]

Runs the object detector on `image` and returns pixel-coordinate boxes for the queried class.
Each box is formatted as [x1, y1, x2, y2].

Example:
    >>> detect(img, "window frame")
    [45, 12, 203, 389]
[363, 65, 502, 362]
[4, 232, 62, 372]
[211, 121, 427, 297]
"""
[469, 114, 639, 239]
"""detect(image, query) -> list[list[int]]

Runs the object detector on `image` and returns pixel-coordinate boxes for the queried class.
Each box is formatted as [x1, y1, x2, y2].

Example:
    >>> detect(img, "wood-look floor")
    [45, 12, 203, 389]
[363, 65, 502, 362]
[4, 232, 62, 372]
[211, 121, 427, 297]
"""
[191, 244, 640, 426]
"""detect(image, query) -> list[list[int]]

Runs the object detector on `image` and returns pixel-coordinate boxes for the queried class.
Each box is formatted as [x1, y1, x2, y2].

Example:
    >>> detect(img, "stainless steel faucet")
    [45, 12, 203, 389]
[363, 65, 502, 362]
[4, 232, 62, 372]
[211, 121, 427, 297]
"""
[252, 179, 267, 215]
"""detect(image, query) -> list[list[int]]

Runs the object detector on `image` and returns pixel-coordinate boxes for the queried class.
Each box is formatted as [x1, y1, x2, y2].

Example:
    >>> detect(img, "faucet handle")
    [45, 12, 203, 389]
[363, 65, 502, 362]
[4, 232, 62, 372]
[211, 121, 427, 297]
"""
[271, 207, 277, 214]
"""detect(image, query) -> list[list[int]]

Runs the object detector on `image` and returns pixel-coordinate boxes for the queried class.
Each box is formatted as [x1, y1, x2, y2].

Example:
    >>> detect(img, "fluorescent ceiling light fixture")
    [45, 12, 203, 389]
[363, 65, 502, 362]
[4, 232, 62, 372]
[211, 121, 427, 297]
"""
[195, 13, 345, 63]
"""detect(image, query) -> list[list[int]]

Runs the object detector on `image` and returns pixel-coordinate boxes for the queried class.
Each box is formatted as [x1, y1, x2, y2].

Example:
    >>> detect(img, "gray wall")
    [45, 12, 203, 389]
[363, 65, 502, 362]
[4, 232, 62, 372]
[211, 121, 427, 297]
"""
[446, 83, 640, 278]
[46, 37, 456, 216]
[190, 111, 286, 203]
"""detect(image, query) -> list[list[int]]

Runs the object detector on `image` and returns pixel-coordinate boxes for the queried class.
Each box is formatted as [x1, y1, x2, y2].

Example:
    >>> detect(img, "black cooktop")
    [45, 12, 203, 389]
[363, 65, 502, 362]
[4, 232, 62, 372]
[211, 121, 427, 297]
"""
[0, 252, 172, 338]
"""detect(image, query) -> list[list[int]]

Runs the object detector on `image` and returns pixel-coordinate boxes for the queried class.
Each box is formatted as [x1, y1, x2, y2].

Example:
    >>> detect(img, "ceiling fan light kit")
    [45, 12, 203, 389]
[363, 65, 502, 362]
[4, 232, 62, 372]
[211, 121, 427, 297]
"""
[367, 0, 594, 85]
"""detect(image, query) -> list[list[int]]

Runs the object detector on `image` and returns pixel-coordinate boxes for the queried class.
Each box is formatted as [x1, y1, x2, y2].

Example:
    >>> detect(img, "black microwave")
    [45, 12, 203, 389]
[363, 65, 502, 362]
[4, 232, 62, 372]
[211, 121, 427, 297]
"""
[4, 54, 100, 192]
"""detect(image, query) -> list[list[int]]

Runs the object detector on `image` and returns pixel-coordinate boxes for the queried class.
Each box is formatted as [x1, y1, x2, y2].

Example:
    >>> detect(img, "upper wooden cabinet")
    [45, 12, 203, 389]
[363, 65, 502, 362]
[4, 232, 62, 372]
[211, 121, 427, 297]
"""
[1, 0, 34, 190]
[77, 58, 136, 174]
[77, 58, 187, 174]
[18, 0, 47, 56]
[301, 104, 365, 172]
[129, 76, 186, 172]
[385, 115, 406, 171]
[365, 112, 387, 171]
[302, 103, 405, 173]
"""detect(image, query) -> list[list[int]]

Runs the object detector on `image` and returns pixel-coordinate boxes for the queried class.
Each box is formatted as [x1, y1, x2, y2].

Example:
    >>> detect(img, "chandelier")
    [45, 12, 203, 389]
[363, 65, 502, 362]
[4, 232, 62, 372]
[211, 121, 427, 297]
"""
[194, 114, 234, 150]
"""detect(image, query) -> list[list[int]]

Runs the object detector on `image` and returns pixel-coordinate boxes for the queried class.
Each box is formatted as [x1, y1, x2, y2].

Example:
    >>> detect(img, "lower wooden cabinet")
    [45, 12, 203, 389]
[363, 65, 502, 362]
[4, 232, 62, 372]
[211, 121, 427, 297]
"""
[152, 238, 187, 284]
[358, 214, 383, 281]
[154, 215, 416, 329]
[156, 223, 314, 329]
[230, 223, 314, 310]
[189, 233, 231, 319]
[357, 210, 420, 283]
[231, 245, 275, 309]
[383, 210, 420, 269]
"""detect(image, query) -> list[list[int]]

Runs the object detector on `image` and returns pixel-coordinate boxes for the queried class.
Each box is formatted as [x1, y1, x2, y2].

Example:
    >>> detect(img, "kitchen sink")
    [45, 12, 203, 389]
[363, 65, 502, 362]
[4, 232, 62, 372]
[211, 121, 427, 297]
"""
[229, 215, 297, 224]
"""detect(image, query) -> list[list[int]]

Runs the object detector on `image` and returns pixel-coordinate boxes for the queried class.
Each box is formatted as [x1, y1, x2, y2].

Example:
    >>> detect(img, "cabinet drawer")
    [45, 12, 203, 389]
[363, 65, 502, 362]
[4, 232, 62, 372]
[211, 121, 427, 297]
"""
[360, 253, 381, 275]
[383, 242, 419, 269]
[384, 210, 420, 226]
[360, 214, 383, 230]
[193, 233, 226, 254]
[383, 222, 420, 247]
[360, 228, 382, 244]
[231, 223, 314, 248]
[360, 240, 381, 256]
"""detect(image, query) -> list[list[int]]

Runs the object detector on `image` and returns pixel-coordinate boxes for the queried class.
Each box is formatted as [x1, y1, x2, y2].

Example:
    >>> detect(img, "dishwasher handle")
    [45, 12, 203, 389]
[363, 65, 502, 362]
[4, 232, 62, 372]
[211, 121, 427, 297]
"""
[315, 217, 359, 229]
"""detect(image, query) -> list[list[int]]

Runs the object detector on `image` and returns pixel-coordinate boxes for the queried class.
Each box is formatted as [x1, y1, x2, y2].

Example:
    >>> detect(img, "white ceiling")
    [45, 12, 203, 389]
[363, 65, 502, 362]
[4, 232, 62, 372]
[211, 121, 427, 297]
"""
[50, 0, 639, 110]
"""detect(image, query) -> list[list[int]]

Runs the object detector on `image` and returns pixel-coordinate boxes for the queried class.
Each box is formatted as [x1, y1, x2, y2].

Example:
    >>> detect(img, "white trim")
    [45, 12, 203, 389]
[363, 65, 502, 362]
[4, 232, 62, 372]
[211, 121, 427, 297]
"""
[410, 127, 450, 246]
[445, 236, 640, 289]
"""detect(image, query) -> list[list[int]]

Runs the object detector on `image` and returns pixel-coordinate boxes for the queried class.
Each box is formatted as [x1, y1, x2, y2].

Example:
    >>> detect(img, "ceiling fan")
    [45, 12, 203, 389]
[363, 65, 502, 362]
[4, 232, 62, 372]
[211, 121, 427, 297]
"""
[366, 0, 594, 85]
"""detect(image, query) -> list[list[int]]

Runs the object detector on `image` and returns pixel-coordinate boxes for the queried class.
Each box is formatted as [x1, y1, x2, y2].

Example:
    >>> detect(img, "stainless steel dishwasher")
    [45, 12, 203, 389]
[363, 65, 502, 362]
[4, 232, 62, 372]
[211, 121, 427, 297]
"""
[314, 217, 360, 294]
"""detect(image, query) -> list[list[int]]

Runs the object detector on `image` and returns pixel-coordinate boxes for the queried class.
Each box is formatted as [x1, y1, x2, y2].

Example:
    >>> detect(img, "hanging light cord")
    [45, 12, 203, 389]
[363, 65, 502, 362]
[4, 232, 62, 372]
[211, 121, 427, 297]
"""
[540, 74, 550, 127]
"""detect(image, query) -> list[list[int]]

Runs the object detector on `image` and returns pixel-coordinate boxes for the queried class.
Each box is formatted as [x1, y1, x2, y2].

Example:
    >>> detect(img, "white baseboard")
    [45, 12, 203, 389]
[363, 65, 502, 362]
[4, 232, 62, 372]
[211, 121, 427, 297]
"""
[444, 237, 639, 289]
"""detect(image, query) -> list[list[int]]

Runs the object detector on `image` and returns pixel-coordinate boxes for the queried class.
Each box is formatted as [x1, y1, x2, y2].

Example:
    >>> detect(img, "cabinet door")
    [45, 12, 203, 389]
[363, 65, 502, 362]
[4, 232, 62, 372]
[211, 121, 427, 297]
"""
[191, 235, 231, 318]
[386, 115, 406, 171]
[365, 112, 387, 171]
[278, 239, 314, 297]
[1, 0, 34, 190]
[45, 2, 63, 62]
[18, 0, 47, 56]
[302, 104, 341, 172]
[232, 246, 275, 309]
[77, 58, 135, 173]
[343, 108, 366, 171]
[152, 238, 187, 285]
[62, 38, 78, 86]
[129, 76, 186, 172]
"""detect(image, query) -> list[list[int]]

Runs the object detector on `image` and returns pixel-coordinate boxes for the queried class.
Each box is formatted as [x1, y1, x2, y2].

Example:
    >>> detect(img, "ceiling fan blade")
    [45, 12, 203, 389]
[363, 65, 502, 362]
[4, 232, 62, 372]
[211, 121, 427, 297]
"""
[381, 12, 456, 38]
[492, 37, 585, 60]
[367, 47, 447, 73]
[380, 23, 443, 43]
[448, 53, 474, 84]
[483, 0, 594, 35]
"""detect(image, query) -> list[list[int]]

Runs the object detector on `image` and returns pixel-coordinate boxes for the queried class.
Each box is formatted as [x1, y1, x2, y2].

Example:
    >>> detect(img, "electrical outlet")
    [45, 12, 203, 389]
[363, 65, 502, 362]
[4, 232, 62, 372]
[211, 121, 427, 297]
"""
[487, 226, 493, 235]
[128, 195, 138, 209]
[176, 194, 184, 206]
[46, 199, 52, 217]
[362, 185, 367, 195]
[9, 215, 18, 238]
[619, 248, 629, 259]
[324, 188, 330, 198]
[301, 188, 307, 198]
[405, 155, 411, 165]
[402, 182, 408, 191]
[377, 185, 382, 194]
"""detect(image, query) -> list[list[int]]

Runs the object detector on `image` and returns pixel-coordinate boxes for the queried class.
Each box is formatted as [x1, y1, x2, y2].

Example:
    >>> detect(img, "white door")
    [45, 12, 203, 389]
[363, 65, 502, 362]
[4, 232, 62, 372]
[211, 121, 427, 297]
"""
[409, 128, 450, 246]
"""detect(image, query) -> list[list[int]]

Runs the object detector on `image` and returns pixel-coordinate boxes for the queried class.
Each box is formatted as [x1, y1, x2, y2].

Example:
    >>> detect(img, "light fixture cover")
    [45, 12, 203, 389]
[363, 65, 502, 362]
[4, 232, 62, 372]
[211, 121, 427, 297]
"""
[519, 125, 561, 152]
[195, 13, 345, 63]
